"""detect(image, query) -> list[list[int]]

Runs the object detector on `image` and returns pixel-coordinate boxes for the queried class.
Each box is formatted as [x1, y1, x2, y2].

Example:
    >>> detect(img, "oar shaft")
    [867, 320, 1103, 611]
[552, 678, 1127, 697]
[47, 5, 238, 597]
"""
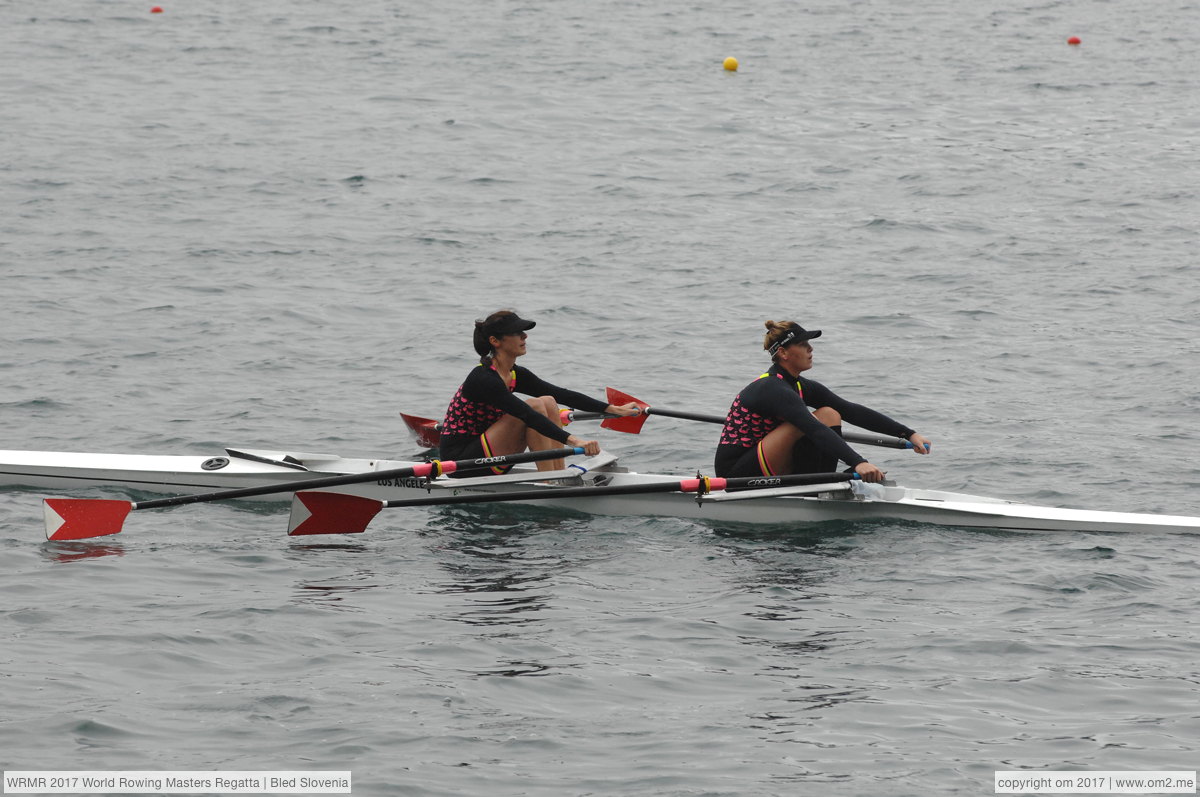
[646, 407, 725, 425]
[133, 447, 583, 510]
[379, 471, 854, 509]
[646, 406, 913, 449]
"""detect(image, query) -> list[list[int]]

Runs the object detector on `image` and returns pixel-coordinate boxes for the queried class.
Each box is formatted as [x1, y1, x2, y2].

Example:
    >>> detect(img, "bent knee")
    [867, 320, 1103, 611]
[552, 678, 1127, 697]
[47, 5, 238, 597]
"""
[526, 395, 558, 417]
[813, 406, 842, 426]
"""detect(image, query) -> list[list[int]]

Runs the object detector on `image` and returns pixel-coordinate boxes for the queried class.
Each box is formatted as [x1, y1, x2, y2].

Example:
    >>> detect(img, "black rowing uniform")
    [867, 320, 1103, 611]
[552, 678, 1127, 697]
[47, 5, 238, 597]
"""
[440, 363, 609, 468]
[714, 363, 914, 477]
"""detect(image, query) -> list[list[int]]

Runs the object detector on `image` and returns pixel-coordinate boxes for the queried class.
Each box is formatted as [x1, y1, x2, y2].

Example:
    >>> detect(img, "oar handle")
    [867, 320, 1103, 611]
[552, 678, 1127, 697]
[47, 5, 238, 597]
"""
[842, 432, 914, 450]
[562, 411, 610, 423]
[133, 447, 584, 509]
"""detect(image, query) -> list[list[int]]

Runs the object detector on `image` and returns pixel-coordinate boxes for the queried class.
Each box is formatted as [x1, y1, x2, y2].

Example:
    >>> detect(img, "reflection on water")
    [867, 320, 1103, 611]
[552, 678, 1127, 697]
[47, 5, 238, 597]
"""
[473, 660, 567, 678]
[709, 519, 868, 550]
[291, 581, 379, 611]
[284, 543, 382, 610]
[423, 508, 599, 676]
[705, 522, 878, 732]
[286, 542, 371, 554]
[711, 523, 859, 596]
[42, 541, 126, 563]
[748, 683, 878, 756]
[430, 511, 563, 630]
[441, 582, 550, 628]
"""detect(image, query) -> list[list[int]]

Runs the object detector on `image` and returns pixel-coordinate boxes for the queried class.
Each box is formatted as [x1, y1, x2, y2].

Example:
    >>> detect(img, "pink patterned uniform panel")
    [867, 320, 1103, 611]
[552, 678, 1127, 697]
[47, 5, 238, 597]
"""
[441, 385, 505, 437]
[717, 396, 779, 448]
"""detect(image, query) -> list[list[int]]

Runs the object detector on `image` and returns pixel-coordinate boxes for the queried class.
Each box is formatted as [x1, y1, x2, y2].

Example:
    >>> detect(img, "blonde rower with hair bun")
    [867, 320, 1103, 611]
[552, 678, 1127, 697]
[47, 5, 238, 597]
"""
[763, 319, 812, 359]
[715, 320, 932, 482]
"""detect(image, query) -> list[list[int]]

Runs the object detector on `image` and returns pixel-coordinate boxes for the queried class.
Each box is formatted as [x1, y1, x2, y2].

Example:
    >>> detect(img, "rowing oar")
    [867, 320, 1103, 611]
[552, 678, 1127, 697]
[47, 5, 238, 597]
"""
[401, 393, 917, 451]
[288, 471, 859, 535]
[43, 447, 584, 542]
[599, 387, 919, 450]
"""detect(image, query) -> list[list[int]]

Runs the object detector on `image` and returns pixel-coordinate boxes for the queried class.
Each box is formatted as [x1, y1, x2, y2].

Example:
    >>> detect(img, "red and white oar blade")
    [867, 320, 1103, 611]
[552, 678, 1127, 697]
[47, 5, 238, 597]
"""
[600, 387, 651, 434]
[288, 491, 383, 536]
[400, 413, 441, 449]
[43, 498, 133, 541]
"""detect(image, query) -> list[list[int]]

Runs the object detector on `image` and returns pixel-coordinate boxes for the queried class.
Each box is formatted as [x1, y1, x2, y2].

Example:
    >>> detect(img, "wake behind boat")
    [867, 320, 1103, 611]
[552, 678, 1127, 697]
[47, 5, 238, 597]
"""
[2, 446, 1199, 539]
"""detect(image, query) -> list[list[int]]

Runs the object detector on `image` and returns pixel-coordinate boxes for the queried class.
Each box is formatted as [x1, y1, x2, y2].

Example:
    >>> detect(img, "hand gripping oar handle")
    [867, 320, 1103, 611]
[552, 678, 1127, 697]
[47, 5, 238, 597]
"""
[287, 471, 860, 535]
[44, 447, 584, 541]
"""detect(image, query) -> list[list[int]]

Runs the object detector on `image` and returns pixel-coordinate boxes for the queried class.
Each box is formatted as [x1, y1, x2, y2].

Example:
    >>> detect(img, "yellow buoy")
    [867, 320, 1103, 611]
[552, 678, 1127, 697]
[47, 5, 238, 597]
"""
[723, 56, 739, 72]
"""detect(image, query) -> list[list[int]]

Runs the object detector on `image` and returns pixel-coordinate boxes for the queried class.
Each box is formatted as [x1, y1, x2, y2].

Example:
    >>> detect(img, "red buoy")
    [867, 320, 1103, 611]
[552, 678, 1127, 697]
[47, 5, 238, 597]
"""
[1067, 36, 1081, 45]
[151, 5, 163, 12]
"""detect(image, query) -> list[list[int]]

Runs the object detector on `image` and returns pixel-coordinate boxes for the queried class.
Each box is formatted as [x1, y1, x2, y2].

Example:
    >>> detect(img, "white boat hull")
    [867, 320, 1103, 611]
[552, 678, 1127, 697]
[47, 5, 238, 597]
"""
[4, 448, 1199, 535]
[0, 448, 418, 499]
[371, 476, 1200, 534]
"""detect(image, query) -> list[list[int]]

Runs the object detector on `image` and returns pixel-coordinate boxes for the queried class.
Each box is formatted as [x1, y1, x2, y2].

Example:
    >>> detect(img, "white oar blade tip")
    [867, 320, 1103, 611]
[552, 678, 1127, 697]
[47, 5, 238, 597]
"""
[288, 492, 382, 536]
[43, 498, 132, 541]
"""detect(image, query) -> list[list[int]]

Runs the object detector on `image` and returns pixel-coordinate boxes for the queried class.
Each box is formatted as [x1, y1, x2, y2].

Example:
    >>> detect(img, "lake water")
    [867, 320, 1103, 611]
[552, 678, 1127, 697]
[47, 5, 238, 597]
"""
[2, 0, 1198, 794]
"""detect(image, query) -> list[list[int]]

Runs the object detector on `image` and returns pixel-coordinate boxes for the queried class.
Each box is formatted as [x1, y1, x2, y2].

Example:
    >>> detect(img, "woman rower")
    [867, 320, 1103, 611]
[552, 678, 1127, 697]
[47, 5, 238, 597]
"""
[440, 309, 641, 474]
[715, 320, 931, 483]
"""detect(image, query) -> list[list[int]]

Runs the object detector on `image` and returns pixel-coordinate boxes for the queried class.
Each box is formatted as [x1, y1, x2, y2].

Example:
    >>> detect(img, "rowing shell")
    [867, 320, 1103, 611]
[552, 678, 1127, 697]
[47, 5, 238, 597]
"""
[4, 447, 1199, 535]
